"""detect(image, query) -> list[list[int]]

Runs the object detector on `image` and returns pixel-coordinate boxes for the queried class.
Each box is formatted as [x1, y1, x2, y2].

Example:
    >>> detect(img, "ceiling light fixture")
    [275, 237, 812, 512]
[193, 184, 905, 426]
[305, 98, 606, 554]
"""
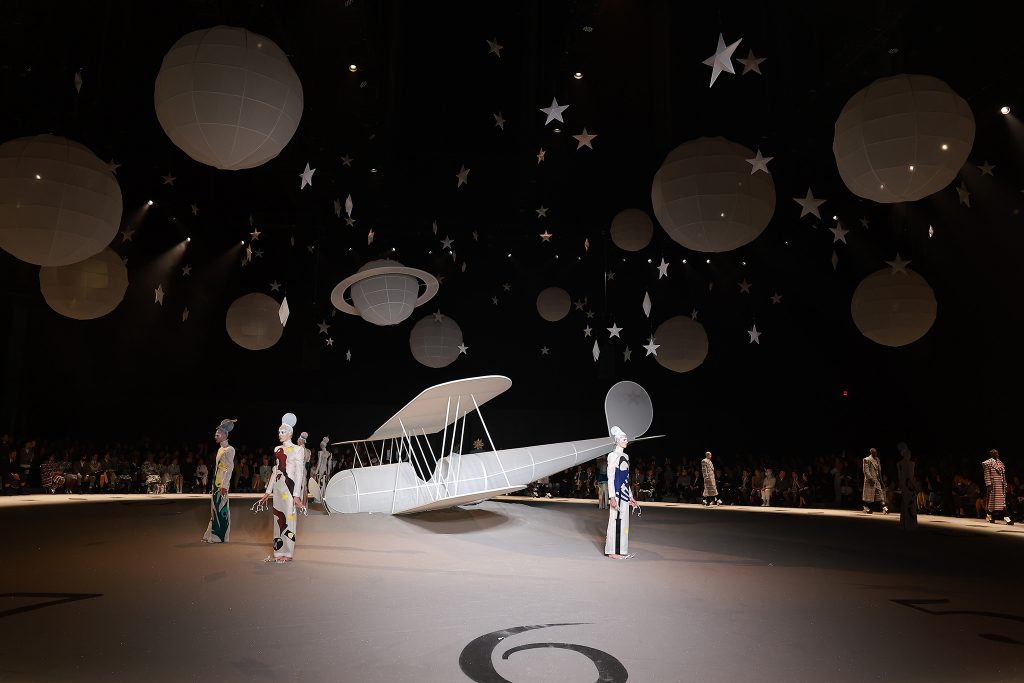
[147, 200, 154, 206]
[1001, 105, 1011, 115]
[349, 64, 357, 72]
[573, 72, 583, 80]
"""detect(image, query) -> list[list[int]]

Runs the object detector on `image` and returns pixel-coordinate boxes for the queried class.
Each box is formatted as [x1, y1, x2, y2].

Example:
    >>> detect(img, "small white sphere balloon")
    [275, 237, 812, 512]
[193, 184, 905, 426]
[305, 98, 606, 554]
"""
[653, 316, 709, 373]
[610, 208, 653, 252]
[409, 314, 463, 368]
[651, 137, 775, 253]
[536, 287, 571, 322]
[0, 135, 122, 267]
[39, 248, 128, 320]
[154, 26, 304, 170]
[226, 293, 284, 351]
[834, 74, 974, 203]
[851, 268, 937, 347]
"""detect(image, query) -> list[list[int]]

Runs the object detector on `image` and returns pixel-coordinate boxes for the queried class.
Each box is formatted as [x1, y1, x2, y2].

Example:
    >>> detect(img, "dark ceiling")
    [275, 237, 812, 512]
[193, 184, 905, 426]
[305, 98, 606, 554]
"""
[1, 1, 1022, 459]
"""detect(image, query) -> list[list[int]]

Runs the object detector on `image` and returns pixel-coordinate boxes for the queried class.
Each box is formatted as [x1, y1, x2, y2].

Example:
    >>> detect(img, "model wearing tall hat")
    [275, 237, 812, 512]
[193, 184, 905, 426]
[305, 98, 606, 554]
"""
[202, 418, 237, 543]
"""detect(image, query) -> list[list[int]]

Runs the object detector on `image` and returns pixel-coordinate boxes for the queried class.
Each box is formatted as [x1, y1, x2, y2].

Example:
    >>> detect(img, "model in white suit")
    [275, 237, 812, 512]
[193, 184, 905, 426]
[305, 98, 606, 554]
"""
[605, 426, 638, 559]
[257, 414, 307, 563]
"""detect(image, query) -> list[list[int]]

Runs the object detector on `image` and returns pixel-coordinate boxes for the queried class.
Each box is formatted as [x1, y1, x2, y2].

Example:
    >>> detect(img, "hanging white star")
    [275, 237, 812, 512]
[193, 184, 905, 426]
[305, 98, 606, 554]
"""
[691, 308, 699, 320]
[340, 155, 353, 167]
[643, 337, 660, 356]
[491, 296, 499, 305]
[254, 249, 263, 258]
[583, 326, 592, 337]
[486, 38, 503, 57]
[299, 163, 315, 189]
[120, 228, 135, 243]
[748, 324, 761, 344]
[154, 284, 165, 305]
[162, 173, 176, 186]
[191, 203, 198, 216]
[573, 128, 597, 149]
[107, 160, 121, 174]
[738, 279, 752, 294]
[181, 307, 189, 322]
[746, 149, 773, 174]
[702, 33, 742, 87]
[607, 323, 623, 338]
[472, 230, 479, 241]
[536, 205, 548, 218]
[956, 183, 971, 207]
[326, 337, 334, 347]
[978, 161, 995, 176]
[830, 221, 849, 244]
[585, 310, 595, 319]
[317, 320, 330, 335]
[540, 346, 550, 355]
[456, 165, 470, 187]
[441, 236, 454, 249]
[656, 258, 669, 279]
[770, 292, 782, 304]
[885, 253, 912, 274]
[502, 283, 511, 291]
[737, 48, 766, 75]
[623, 347, 632, 362]
[250, 228, 261, 241]
[540, 230, 552, 242]
[181, 265, 192, 276]
[345, 350, 352, 361]
[493, 112, 505, 130]
[536, 148, 546, 164]
[539, 97, 569, 125]
[432, 310, 444, 322]
[860, 216, 870, 229]
[458, 343, 469, 355]
[269, 281, 282, 292]
[605, 271, 615, 281]
[794, 188, 826, 218]
[344, 217, 356, 227]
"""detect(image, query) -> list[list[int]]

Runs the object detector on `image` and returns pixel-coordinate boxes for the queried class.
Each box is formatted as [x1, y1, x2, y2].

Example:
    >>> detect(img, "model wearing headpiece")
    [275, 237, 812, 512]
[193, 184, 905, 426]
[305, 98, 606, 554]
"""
[202, 418, 237, 543]
[862, 448, 888, 514]
[982, 449, 1013, 525]
[605, 426, 639, 559]
[256, 413, 307, 562]
[701, 451, 722, 506]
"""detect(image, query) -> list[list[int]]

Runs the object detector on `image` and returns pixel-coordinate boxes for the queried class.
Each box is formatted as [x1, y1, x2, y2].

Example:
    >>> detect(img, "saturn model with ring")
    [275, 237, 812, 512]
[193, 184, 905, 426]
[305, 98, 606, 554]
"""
[331, 259, 440, 326]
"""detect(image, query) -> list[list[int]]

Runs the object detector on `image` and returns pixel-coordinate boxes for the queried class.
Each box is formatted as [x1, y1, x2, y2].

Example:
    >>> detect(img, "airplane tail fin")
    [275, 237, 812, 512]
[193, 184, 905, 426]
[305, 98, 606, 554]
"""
[604, 381, 653, 439]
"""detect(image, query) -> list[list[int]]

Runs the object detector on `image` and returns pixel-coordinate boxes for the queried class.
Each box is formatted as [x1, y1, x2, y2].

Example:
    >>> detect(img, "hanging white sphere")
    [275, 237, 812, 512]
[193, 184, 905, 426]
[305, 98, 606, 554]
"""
[833, 74, 974, 203]
[610, 208, 653, 252]
[0, 135, 122, 267]
[154, 26, 304, 170]
[225, 293, 284, 351]
[330, 259, 439, 326]
[653, 316, 709, 373]
[39, 248, 128, 320]
[536, 287, 571, 322]
[409, 314, 463, 368]
[651, 137, 775, 253]
[851, 268, 937, 347]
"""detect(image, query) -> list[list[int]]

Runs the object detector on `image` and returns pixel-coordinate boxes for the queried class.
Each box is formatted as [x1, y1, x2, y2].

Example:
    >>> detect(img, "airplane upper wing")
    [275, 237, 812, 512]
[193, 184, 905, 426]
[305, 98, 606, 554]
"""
[367, 375, 512, 441]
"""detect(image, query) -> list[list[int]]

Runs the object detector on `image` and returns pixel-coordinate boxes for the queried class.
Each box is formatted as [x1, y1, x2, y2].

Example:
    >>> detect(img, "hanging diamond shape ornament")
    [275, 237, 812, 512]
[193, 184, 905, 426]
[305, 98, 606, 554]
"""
[592, 340, 600, 362]
[345, 194, 354, 217]
[642, 292, 652, 318]
[279, 297, 290, 326]
[831, 250, 839, 270]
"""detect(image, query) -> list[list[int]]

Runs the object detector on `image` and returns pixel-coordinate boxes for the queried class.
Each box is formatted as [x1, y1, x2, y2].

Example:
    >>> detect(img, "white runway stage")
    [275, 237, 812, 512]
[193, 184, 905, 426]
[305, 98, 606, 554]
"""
[2, 494, 1022, 682]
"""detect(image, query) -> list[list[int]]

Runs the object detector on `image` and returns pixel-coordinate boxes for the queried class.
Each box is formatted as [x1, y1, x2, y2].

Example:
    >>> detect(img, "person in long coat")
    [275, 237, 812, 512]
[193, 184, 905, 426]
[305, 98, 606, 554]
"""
[701, 451, 721, 506]
[896, 447, 918, 531]
[982, 449, 1013, 525]
[862, 448, 888, 514]
[202, 419, 237, 543]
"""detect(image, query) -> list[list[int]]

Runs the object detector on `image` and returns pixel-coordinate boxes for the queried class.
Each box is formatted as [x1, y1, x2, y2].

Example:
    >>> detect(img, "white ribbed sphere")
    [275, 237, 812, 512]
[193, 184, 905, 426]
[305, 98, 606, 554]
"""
[610, 208, 653, 252]
[349, 260, 420, 326]
[851, 268, 937, 347]
[653, 316, 709, 373]
[39, 248, 128, 320]
[0, 135, 122, 267]
[834, 74, 974, 203]
[409, 314, 463, 368]
[225, 293, 284, 351]
[154, 26, 304, 170]
[536, 286, 571, 322]
[651, 137, 775, 253]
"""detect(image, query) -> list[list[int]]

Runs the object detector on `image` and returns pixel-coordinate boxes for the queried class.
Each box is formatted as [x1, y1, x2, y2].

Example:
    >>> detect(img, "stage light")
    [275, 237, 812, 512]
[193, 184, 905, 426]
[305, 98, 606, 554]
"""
[1001, 105, 1011, 115]
[681, 259, 687, 264]
[573, 72, 583, 80]
[370, 168, 377, 173]
[241, 240, 244, 245]
[349, 64, 358, 72]
[842, 389, 848, 396]
[553, 128, 561, 133]
[832, 215, 838, 220]
[705, 258, 710, 264]
[742, 261, 747, 266]
[647, 258, 652, 263]
[507, 253, 512, 258]
[909, 165, 914, 171]
[391, 247, 396, 252]
[941, 143, 949, 150]
[34, 174, 41, 180]
[186, 237, 191, 242]
[147, 200, 154, 206]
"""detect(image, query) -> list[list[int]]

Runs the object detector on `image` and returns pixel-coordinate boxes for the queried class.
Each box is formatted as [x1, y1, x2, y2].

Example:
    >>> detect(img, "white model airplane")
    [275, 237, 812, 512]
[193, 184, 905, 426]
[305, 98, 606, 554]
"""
[322, 375, 656, 515]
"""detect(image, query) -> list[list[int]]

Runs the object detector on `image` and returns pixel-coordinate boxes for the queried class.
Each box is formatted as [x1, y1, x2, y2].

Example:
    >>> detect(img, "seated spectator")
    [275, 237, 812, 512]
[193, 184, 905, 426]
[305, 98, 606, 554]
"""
[166, 457, 182, 494]
[140, 454, 161, 493]
[61, 453, 79, 492]
[40, 455, 65, 494]
[3, 449, 24, 492]
[86, 453, 102, 492]
[195, 459, 209, 491]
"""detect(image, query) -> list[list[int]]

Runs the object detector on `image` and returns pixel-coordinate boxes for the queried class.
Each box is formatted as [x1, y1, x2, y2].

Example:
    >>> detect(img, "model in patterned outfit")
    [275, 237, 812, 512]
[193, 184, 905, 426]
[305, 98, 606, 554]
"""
[605, 426, 639, 559]
[983, 449, 1013, 525]
[701, 451, 722, 506]
[862, 448, 888, 514]
[257, 414, 307, 562]
[202, 419, 237, 543]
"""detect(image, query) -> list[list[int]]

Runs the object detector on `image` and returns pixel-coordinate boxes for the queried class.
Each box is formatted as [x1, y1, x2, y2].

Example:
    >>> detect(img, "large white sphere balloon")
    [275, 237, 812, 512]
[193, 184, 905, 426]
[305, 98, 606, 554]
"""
[0, 135, 122, 267]
[536, 287, 571, 322]
[834, 74, 974, 203]
[610, 208, 653, 252]
[154, 26, 304, 170]
[651, 137, 775, 253]
[226, 293, 284, 350]
[39, 248, 128, 320]
[653, 316, 709, 373]
[409, 314, 463, 368]
[851, 268, 937, 347]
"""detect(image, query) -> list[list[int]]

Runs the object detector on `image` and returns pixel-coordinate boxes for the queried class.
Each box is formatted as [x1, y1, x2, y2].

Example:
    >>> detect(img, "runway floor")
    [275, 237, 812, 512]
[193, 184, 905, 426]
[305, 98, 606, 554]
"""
[2, 494, 1022, 682]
